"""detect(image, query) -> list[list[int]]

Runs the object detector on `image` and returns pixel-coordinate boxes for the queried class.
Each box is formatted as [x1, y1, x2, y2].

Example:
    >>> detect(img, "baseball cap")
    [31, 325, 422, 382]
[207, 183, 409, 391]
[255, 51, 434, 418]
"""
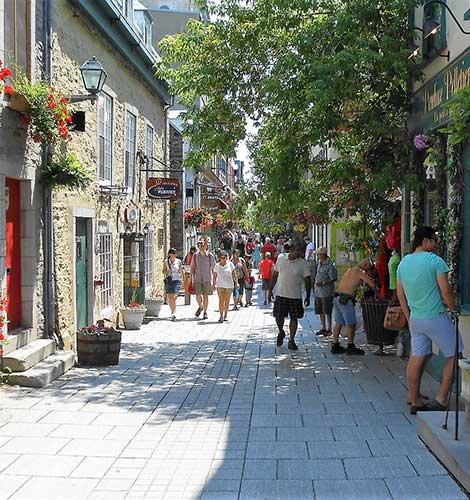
[265, 252, 271, 257]
[316, 246, 327, 254]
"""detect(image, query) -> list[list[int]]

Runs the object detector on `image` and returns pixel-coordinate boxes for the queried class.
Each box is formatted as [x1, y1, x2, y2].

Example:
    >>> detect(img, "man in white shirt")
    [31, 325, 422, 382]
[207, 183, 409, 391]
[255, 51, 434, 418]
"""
[269, 243, 311, 350]
[304, 236, 316, 261]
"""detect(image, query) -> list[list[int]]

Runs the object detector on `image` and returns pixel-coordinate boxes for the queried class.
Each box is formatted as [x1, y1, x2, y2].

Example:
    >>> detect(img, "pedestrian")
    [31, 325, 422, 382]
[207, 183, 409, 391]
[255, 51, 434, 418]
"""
[213, 251, 238, 323]
[314, 246, 337, 336]
[236, 232, 246, 257]
[221, 231, 234, 258]
[190, 239, 216, 320]
[245, 237, 255, 260]
[244, 255, 255, 306]
[183, 246, 197, 295]
[231, 249, 248, 309]
[397, 226, 463, 415]
[304, 236, 317, 304]
[259, 251, 275, 305]
[331, 258, 376, 355]
[269, 242, 311, 350]
[162, 248, 184, 321]
[183, 246, 197, 265]
[252, 239, 262, 269]
[261, 237, 277, 261]
[276, 242, 291, 266]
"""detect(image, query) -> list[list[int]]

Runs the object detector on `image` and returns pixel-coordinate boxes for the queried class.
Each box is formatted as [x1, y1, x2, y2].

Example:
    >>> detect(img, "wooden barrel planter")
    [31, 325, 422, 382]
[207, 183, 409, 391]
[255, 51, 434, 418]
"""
[76, 330, 122, 366]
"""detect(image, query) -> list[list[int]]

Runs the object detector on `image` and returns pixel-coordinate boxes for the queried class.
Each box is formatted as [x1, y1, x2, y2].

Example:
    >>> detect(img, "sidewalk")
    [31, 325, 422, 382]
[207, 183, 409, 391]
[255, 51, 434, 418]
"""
[0, 284, 468, 499]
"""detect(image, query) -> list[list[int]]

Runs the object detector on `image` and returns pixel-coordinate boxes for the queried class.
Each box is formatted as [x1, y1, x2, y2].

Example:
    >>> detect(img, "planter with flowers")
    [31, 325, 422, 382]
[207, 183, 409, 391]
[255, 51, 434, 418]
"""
[12, 71, 73, 144]
[77, 320, 122, 366]
[184, 208, 212, 229]
[120, 289, 147, 329]
[145, 293, 164, 317]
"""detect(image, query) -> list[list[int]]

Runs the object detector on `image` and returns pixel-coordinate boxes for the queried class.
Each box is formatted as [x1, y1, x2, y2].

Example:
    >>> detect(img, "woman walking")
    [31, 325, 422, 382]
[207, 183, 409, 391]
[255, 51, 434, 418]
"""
[162, 248, 184, 321]
[213, 251, 238, 323]
[231, 249, 249, 310]
[252, 239, 262, 269]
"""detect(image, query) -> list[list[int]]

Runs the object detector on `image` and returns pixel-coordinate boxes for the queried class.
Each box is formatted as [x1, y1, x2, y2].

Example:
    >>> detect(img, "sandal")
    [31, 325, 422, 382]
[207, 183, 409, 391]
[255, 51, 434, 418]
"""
[406, 394, 430, 405]
[410, 400, 447, 415]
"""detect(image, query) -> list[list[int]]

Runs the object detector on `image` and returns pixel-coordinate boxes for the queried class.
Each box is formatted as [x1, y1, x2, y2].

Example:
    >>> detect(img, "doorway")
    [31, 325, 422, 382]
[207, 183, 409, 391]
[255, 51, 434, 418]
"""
[75, 218, 90, 330]
[5, 178, 22, 330]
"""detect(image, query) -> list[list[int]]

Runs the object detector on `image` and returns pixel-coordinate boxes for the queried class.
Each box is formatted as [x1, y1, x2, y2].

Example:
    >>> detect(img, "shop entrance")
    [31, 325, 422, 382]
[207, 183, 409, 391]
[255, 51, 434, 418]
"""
[122, 234, 145, 306]
[75, 218, 90, 330]
[5, 178, 22, 330]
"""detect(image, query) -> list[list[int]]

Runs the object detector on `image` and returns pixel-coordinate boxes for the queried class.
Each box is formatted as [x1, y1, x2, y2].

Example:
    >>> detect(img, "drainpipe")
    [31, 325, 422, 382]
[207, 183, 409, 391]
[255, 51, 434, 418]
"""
[163, 99, 173, 256]
[43, 0, 62, 348]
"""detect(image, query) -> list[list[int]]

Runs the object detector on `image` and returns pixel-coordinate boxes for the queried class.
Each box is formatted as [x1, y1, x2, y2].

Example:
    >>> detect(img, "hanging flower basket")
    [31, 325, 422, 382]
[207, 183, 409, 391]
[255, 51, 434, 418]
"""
[184, 208, 212, 229]
[8, 91, 31, 113]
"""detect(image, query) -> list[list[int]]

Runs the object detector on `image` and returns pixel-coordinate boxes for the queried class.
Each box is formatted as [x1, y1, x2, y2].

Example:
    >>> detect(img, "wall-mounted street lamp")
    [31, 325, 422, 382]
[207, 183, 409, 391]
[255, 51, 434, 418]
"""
[69, 57, 107, 104]
[421, 0, 470, 37]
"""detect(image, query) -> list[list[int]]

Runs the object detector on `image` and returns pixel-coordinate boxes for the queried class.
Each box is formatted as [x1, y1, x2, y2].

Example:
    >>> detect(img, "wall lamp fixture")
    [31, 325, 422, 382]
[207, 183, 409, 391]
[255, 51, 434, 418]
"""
[69, 57, 107, 104]
[421, 1, 470, 37]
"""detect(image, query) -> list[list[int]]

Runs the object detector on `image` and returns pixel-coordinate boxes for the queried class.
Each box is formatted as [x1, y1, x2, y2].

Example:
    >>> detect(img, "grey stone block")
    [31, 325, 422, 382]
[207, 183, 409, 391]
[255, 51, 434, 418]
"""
[248, 427, 276, 442]
[307, 440, 371, 459]
[7, 351, 76, 388]
[344, 456, 417, 479]
[246, 442, 308, 459]
[313, 478, 391, 499]
[385, 475, 468, 499]
[240, 479, 314, 500]
[407, 453, 448, 476]
[367, 438, 427, 457]
[3, 339, 55, 372]
[303, 413, 356, 427]
[333, 425, 392, 441]
[250, 415, 302, 428]
[243, 459, 276, 479]
[277, 426, 334, 442]
[278, 459, 345, 480]
[313, 479, 390, 500]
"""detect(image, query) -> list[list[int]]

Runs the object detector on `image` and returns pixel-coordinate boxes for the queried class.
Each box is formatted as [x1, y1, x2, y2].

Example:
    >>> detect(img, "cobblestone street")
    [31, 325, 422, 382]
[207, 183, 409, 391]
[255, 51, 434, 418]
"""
[0, 284, 468, 500]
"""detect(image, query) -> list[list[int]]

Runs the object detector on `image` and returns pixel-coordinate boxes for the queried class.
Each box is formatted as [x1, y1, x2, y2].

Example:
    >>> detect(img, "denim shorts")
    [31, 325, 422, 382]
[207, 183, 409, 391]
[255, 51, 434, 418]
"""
[333, 296, 356, 325]
[165, 279, 181, 295]
[409, 313, 463, 358]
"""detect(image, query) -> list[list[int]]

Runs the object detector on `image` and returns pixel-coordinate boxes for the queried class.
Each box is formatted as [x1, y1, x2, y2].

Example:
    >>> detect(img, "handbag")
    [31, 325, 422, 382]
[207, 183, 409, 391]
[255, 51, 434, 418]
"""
[383, 305, 408, 331]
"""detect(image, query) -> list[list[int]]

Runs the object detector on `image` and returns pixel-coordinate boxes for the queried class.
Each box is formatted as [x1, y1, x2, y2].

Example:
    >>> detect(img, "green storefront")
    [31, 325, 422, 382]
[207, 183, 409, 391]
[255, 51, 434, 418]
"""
[409, 46, 470, 377]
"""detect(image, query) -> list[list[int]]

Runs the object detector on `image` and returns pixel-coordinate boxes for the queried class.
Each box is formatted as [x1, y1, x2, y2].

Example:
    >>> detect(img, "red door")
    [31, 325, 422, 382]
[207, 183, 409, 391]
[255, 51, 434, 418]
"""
[5, 178, 22, 330]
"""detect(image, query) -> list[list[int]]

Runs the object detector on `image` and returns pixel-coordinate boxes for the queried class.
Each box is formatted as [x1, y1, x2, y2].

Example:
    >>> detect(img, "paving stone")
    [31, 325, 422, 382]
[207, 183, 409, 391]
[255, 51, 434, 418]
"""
[9, 476, 99, 500]
[250, 414, 303, 427]
[59, 439, 128, 457]
[406, 453, 449, 476]
[248, 427, 276, 441]
[307, 440, 371, 459]
[367, 438, 428, 457]
[0, 437, 70, 455]
[344, 456, 417, 479]
[313, 478, 391, 499]
[0, 474, 31, 500]
[278, 459, 345, 480]
[277, 426, 334, 442]
[303, 413, 356, 427]
[243, 459, 276, 479]
[385, 475, 468, 499]
[246, 442, 308, 459]
[3, 454, 83, 477]
[240, 479, 314, 500]
[333, 425, 392, 441]
[0, 422, 59, 437]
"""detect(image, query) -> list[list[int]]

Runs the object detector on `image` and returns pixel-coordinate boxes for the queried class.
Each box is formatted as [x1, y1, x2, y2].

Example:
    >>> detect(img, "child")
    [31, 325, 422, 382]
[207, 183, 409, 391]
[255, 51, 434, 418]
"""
[259, 251, 274, 305]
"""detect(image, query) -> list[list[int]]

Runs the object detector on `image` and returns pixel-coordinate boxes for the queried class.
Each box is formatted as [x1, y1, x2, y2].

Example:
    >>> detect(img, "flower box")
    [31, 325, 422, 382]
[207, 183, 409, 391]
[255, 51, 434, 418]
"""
[120, 307, 147, 330]
[145, 297, 163, 317]
[8, 91, 31, 113]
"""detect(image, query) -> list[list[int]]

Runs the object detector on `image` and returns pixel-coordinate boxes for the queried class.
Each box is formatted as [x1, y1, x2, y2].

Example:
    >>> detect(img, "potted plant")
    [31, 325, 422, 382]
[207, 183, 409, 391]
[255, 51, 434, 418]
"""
[145, 292, 164, 317]
[76, 320, 122, 366]
[12, 71, 73, 143]
[40, 152, 92, 190]
[120, 288, 147, 329]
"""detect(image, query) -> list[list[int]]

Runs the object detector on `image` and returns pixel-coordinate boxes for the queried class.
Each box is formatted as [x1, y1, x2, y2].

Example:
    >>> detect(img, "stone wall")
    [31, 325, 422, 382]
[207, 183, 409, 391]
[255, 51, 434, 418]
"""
[50, 0, 168, 348]
[169, 124, 184, 257]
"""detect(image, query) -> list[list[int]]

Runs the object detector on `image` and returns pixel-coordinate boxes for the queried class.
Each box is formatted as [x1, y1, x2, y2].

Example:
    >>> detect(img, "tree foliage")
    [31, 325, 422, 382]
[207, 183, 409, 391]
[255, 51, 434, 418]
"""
[156, 0, 421, 230]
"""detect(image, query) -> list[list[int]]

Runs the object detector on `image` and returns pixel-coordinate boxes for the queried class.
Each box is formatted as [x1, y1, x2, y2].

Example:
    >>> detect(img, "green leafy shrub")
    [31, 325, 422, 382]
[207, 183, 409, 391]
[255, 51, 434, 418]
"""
[41, 153, 92, 189]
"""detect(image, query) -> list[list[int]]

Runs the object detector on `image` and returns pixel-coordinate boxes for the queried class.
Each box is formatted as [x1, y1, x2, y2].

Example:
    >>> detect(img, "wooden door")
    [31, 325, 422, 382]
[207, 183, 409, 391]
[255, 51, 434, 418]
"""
[75, 218, 88, 330]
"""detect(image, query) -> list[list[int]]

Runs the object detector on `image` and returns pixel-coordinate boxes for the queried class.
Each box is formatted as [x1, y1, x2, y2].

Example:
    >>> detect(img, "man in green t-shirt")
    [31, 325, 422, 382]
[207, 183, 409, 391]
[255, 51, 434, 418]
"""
[397, 226, 463, 415]
[388, 250, 400, 303]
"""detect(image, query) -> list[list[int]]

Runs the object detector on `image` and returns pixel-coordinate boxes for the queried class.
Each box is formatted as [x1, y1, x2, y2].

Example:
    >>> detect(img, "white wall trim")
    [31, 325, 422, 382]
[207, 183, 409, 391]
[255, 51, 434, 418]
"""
[72, 207, 95, 218]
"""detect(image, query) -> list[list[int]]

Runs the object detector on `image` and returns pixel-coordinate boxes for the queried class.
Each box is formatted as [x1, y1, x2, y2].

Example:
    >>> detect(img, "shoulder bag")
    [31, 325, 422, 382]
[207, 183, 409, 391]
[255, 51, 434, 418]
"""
[383, 305, 408, 331]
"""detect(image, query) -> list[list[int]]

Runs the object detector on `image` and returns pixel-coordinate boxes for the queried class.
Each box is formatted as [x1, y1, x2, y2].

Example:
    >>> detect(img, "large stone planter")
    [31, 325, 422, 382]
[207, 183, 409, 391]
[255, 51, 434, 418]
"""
[145, 298, 163, 317]
[120, 307, 147, 330]
[459, 359, 470, 429]
[77, 330, 122, 366]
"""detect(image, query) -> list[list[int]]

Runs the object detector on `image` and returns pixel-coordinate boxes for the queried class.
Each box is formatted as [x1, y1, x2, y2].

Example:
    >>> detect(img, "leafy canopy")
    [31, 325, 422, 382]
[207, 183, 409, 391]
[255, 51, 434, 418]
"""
[156, 0, 420, 230]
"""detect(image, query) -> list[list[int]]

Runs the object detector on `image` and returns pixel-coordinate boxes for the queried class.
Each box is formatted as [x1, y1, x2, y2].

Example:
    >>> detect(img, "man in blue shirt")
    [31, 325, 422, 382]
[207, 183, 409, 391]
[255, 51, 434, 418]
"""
[397, 226, 463, 415]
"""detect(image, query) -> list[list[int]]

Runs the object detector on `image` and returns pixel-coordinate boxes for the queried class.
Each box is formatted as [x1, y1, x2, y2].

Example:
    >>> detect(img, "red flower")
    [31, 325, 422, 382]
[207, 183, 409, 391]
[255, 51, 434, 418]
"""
[32, 133, 42, 143]
[22, 115, 32, 125]
[4, 85, 13, 96]
[3, 67, 12, 77]
[60, 97, 69, 105]
[66, 115, 73, 124]
[48, 100, 57, 109]
[0, 332, 4, 341]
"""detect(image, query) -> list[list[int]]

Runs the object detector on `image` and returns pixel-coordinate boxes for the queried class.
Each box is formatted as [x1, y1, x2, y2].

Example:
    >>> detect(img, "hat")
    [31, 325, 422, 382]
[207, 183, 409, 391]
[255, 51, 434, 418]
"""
[316, 246, 328, 255]
[265, 252, 271, 257]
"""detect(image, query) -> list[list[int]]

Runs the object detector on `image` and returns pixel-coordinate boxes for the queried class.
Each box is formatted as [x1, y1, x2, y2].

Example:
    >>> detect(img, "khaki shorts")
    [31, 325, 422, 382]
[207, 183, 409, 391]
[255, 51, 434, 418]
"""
[194, 282, 213, 295]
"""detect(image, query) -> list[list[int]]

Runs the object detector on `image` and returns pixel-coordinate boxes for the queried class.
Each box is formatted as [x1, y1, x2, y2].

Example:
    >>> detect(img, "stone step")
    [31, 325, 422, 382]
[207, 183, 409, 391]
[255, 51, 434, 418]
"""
[6, 350, 76, 388]
[2, 339, 56, 372]
[2, 328, 37, 356]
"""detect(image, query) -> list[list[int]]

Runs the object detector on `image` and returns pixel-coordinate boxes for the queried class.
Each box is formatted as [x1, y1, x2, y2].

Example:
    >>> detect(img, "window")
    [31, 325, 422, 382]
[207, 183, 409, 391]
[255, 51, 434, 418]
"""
[98, 93, 113, 183]
[4, 1, 32, 76]
[144, 228, 155, 287]
[144, 17, 152, 46]
[124, 0, 133, 21]
[98, 232, 114, 311]
[422, 0, 447, 62]
[146, 124, 154, 180]
[125, 111, 137, 192]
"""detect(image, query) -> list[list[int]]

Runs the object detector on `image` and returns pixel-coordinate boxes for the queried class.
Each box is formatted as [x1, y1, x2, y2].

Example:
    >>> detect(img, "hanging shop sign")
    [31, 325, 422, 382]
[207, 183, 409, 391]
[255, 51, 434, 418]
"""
[200, 188, 226, 211]
[124, 202, 139, 224]
[410, 47, 470, 131]
[146, 177, 181, 201]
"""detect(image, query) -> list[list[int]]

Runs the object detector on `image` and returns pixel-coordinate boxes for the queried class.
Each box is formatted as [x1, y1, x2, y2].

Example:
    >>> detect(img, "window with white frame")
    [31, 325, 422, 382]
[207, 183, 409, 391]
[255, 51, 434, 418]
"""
[125, 111, 137, 192]
[98, 232, 114, 311]
[124, 0, 133, 21]
[144, 17, 152, 46]
[98, 93, 113, 183]
[144, 228, 155, 287]
[145, 124, 154, 180]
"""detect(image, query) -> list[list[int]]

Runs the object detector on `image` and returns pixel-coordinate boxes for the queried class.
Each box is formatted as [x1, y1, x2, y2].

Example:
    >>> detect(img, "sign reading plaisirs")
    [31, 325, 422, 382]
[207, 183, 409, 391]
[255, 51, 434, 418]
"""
[147, 178, 181, 201]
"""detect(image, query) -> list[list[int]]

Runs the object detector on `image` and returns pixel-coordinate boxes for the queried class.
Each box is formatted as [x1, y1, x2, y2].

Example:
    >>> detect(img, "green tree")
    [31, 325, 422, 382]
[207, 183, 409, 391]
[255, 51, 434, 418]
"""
[156, 0, 421, 231]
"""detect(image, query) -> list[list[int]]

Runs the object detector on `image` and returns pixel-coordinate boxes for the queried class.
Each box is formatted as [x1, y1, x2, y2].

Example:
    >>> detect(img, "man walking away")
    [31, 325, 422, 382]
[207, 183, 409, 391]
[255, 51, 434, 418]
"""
[190, 240, 216, 320]
[269, 243, 311, 350]
[261, 237, 277, 261]
[397, 226, 463, 415]
[304, 236, 317, 305]
[314, 247, 337, 336]
[331, 258, 376, 355]
[259, 252, 275, 305]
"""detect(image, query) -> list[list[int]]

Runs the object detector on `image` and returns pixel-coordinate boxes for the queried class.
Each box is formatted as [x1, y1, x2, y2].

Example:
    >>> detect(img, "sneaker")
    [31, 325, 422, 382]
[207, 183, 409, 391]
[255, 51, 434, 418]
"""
[203, 312, 208, 320]
[218, 314, 224, 323]
[288, 340, 298, 350]
[315, 329, 327, 336]
[171, 315, 176, 322]
[224, 316, 228, 322]
[245, 303, 249, 308]
[264, 300, 268, 306]
[276, 330, 286, 347]
[233, 305, 238, 311]
[346, 344, 365, 355]
[331, 343, 347, 354]
[195, 307, 202, 317]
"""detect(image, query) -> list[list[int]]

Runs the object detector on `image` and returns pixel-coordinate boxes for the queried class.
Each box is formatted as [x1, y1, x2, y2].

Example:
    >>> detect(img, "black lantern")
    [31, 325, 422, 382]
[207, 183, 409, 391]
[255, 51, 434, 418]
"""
[80, 57, 107, 95]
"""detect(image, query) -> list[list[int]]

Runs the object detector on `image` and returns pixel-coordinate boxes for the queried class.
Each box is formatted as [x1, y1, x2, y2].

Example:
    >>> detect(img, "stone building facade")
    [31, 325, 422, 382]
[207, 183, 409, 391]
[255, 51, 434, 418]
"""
[47, 0, 171, 348]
